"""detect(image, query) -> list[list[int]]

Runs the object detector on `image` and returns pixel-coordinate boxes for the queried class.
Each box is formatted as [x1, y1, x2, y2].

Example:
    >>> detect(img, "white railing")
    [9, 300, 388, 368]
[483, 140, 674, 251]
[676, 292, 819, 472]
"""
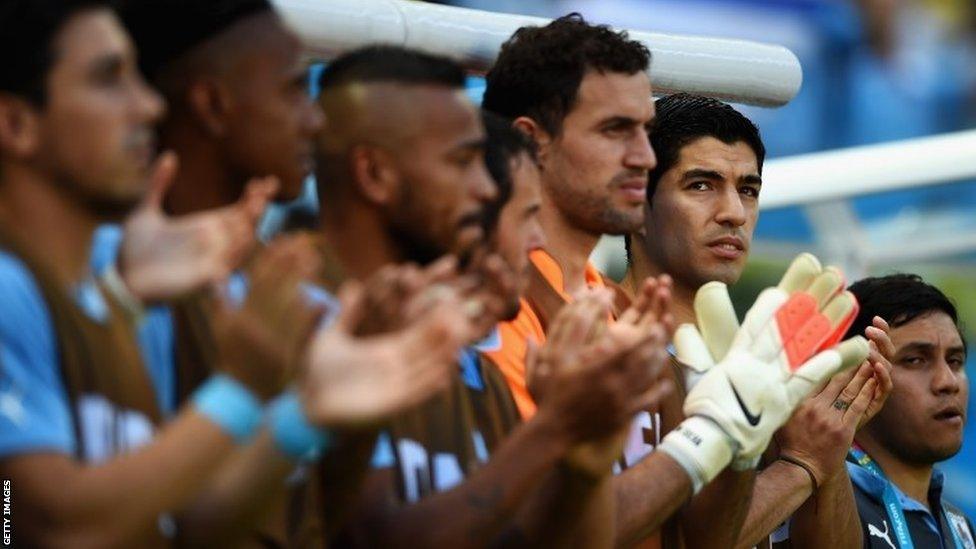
[271, 0, 802, 107]
[760, 129, 976, 210]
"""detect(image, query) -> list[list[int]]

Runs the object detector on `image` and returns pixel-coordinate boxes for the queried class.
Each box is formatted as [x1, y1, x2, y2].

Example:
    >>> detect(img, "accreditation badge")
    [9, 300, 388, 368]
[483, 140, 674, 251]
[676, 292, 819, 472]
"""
[947, 509, 976, 549]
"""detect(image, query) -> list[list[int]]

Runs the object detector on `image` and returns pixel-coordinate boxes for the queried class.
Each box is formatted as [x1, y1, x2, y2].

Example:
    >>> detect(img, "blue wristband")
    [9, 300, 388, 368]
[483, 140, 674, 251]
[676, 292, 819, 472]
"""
[267, 392, 333, 462]
[193, 375, 263, 443]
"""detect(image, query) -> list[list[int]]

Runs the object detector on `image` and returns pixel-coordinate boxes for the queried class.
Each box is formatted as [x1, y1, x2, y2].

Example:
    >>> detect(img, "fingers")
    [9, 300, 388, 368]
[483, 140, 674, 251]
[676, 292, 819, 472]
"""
[810, 360, 860, 403]
[673, 323, 714, 372]
[239, 176, 279, 222]
[865, 320, 895, 360]
[140, 151, 179, 212]
[548, 289, 609, 355]
[845, 377, 877, 427]
[827, 361, 873, 415]
[334, 280, 366, 334]
[786, 336, 869, 406]
[618, 277, 658, 325]
[777, 253, 822, 293]
[694, 281, 739, 361]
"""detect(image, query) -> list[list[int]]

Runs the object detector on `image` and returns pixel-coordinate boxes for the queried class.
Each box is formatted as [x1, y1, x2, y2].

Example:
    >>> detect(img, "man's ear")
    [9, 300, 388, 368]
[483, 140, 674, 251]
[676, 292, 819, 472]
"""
[0, 95, 41, 158]
[186, 79, 233, 137]
[512, 116, 553, 164]
[349, 145, 400, 206]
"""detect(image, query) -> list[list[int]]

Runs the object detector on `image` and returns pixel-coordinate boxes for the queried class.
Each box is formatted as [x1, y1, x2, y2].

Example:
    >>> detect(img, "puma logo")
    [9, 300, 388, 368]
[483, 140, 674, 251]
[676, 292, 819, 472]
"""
[868, 520, 896, 549]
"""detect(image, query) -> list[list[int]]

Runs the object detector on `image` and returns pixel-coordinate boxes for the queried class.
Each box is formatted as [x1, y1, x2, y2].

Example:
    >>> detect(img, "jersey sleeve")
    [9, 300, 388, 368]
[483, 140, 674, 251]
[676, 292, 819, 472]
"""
[0, 253, 76, 458]
[482, 299, 545, 419]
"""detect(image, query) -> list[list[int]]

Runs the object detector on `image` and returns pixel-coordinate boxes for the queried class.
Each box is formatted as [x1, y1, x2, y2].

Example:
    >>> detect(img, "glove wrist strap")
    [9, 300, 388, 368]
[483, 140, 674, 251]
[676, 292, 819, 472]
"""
[658, 416, 736, 495]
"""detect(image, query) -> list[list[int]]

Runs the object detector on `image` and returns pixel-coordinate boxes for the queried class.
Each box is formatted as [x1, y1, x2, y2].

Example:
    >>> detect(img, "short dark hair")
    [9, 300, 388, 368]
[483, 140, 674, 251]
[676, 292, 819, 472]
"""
[318, 46, 466, 92]
[648, 93, 765, 201]
[482, 111, 538, 233]
[483, 13, 651, 135]
[121, 0, 272, 82]
[845, 274, 965, 349]
[0, 0, 110, 105]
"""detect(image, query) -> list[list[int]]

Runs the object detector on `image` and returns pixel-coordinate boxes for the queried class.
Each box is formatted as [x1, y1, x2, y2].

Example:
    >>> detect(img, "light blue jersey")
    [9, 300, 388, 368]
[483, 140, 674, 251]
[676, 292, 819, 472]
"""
[0, 226, 175, 463]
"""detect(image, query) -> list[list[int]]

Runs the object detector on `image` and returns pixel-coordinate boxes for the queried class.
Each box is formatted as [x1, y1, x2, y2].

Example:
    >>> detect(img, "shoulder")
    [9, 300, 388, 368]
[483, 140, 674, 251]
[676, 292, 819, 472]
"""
[0, 250, 55, 341]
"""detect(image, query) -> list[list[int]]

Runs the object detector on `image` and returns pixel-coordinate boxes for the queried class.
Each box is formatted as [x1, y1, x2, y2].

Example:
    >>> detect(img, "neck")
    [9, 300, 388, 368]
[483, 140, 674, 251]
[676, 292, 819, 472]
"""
[624, 233, 696, 326]
[161, 120, 242, 216]
[0, 164, 99, 284]
[537, 190, 600, 296]
[318, 200, 403, 281]
[855, 434, 934, 508]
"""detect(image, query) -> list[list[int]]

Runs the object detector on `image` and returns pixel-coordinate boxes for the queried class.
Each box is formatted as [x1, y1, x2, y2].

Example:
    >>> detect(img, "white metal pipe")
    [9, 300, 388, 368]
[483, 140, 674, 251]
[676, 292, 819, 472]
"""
[271, 0, 802, 107]
[760, 129, 976, 210]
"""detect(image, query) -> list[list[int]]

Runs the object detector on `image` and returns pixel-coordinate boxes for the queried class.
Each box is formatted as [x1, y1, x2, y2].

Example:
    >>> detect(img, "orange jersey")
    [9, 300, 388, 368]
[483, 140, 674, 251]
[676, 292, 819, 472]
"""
[483, 249, 608, 418]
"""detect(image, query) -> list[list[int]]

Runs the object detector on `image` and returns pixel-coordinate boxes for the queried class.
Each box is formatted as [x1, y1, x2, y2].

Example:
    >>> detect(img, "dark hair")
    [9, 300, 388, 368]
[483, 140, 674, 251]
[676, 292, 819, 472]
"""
[121, 0, 271, 81]
[482, 111, 538, 233]
[845, 274, 965, 349]
[318, 46, 466, 91]
[0, 0, 110, 104]
[483, 13, 650, 135]
[648, 93, 765, 201]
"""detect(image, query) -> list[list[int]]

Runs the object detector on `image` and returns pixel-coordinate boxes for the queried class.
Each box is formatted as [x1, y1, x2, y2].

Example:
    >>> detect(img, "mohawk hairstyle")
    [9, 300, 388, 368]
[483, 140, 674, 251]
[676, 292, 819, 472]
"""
[0, 0, 110, 105]
[121, 0, 271, 81]
[483, 13, 651, 135]
[318, 45, 466, 91]
[647, 93, 765, 201]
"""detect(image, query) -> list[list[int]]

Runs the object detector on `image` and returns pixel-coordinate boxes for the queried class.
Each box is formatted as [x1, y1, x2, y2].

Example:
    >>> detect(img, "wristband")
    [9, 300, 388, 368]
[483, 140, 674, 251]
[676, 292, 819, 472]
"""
[779, 455, 819, 492]
[658, 416, 736, 495]
[100, 261, 147, 322]
[267, 392, 333, 462]
[193, 375, 263, 443]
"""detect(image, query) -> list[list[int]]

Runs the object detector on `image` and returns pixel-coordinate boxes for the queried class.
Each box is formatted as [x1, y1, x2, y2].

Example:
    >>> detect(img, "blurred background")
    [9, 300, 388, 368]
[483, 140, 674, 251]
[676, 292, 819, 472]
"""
[283, 0, 976, 512]
[452, 0, 976, 513]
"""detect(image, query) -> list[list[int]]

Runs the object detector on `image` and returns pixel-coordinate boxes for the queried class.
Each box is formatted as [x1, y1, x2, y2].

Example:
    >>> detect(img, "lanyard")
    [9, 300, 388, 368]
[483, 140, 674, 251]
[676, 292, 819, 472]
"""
[944, 507, 971, 549]
[849, 448, 915, 549]
[850, 448, 971, 549]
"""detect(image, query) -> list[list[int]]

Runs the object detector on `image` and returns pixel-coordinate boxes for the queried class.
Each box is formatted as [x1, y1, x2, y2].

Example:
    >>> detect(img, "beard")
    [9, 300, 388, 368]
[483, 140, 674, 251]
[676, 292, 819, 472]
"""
[544, 177, 643, 237]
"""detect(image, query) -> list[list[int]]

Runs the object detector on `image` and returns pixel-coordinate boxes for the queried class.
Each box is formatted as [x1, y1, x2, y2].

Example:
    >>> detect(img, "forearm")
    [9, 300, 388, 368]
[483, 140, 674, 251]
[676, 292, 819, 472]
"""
[788, 470, 861, 549]
[683, 468, 755, 549]
[5, 411, 236, 546]
[352, 415, 572, 548]
[612, 452, 693, 545]
[176, 430, 296, 547]
[735, 461, 812, 549]
[503, 462, 614, 549]
[318, 430, 382, 539]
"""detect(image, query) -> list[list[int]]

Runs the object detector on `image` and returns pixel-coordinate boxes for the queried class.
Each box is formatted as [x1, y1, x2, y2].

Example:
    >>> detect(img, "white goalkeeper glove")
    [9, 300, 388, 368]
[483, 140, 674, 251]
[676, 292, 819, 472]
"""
[658, 253, 869, 493]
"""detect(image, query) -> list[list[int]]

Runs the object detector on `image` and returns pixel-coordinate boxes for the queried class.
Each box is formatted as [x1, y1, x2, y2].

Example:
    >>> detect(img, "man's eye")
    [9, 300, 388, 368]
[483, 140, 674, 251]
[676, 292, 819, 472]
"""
[902, 356, 925, 367]
[689, 181, 710, 191]
[740, 186, 760, 198]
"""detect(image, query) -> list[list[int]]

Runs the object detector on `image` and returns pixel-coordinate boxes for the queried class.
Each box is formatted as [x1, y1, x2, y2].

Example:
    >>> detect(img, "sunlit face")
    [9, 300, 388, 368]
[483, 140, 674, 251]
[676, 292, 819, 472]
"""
[221, 15, 323, 201]
[642, 137, 760, 290]
[861, 312, 969, 465]
[538, 70, 656, 236]
[33, 9, 164, 219]
[492, 152, 545, 311]
[386, 87, 496, 264]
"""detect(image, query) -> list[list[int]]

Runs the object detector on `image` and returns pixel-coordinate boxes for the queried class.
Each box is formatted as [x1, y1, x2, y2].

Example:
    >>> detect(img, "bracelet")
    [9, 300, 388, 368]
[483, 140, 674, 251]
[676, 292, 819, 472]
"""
[779, 455, 819, 492]
[100, 261, 147, 322]
[192, 375, 263, 444]
[267, 392, 333, 462]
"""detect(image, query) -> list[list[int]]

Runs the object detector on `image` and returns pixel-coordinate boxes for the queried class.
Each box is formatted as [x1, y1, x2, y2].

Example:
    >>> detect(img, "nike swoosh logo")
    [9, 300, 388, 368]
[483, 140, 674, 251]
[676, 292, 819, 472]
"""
[731, 382, 763, 426]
